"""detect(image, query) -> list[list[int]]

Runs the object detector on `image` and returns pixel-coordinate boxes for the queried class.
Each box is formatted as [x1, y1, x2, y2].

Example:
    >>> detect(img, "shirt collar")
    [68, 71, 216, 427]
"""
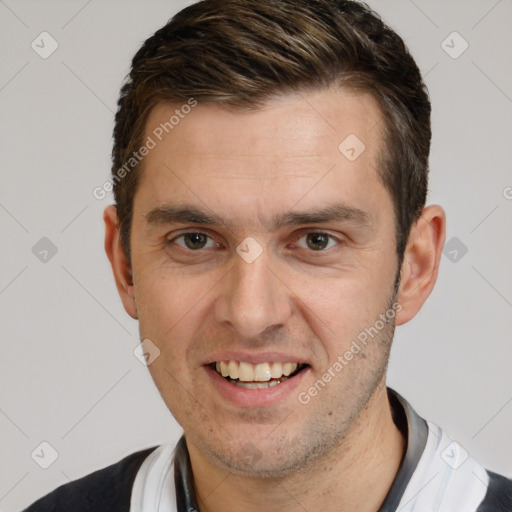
[378, 388, 429, 511]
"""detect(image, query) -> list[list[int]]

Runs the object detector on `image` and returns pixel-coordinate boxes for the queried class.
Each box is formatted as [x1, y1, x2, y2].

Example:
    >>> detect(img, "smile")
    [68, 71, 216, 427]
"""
[211, 360, 308, 389]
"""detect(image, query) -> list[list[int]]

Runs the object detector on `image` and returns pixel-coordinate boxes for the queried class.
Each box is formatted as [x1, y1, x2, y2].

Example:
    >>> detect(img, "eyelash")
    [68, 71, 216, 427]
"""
[167, 230, 342, 253]
[293, 231, 340, 251]
[169, 232, 219, 251]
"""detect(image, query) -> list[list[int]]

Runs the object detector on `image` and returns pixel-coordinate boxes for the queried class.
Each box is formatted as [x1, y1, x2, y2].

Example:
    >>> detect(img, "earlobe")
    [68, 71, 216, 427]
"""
[103, 205, 138, 319]
[395, 205, 446, 326]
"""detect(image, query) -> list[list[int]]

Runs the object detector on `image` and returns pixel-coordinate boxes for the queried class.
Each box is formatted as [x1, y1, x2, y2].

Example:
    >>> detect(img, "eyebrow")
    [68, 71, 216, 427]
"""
[145, 205, 225, 227]
[144, 203, 372, 231]
[272, 204, 372, 230]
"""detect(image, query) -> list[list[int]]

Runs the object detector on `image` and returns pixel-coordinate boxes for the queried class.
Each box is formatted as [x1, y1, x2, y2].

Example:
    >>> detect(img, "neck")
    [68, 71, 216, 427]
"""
[187, 384, 405, 512]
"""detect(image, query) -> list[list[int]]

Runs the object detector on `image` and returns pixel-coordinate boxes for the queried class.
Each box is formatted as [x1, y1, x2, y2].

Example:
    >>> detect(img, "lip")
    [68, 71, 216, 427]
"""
[204, 363, 310, 408]
[203, 351, 308, 365]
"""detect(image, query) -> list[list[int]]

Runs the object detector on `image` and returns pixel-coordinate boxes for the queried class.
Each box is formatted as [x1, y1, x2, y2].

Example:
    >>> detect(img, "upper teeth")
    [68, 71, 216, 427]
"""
[216, 361, 298, 382]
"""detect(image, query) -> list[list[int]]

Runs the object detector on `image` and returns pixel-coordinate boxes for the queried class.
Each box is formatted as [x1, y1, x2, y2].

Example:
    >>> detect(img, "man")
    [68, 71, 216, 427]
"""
[23, 0, 512, 510]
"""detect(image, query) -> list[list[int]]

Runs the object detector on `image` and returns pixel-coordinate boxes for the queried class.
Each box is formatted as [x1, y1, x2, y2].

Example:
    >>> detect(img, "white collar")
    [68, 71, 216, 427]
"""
[130, 443, 177, 512]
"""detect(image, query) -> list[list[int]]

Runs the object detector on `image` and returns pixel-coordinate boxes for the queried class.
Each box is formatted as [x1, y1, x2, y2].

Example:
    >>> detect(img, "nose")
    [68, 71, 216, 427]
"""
[214, 249, 292, 340]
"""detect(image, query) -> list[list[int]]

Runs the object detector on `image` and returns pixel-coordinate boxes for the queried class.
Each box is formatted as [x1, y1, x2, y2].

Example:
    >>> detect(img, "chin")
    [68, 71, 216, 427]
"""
[198, 432, 333, 480]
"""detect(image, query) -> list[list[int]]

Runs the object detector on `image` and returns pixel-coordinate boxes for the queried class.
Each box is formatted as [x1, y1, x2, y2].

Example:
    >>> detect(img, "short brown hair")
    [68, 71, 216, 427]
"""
[112, 0, 431, 267]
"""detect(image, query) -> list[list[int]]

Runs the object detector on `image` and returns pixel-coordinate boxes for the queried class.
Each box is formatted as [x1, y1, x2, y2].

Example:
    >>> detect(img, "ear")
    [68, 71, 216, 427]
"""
[104, 205, 138, 319]
[395, 205, 446, 326]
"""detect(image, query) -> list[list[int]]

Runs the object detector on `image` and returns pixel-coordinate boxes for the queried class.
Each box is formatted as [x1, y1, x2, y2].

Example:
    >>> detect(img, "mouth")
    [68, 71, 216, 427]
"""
[209, 360, 309, 389]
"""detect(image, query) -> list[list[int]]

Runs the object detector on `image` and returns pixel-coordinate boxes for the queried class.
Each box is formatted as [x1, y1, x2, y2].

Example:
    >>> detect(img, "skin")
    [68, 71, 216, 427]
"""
[104, 87, 445, 512]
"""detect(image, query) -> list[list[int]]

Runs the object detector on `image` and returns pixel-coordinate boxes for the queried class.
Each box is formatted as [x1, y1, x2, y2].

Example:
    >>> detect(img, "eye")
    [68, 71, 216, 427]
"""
[295, 232, 339, 251]
[171, 232, 218, 250]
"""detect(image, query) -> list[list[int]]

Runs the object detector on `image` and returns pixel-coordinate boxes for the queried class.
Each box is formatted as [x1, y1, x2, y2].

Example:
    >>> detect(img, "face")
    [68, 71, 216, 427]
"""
[128, 88, 401, 476]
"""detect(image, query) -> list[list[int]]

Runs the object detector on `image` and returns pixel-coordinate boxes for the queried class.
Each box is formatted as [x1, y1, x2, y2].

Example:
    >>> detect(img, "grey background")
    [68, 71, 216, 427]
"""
[1, 0, 511, 510]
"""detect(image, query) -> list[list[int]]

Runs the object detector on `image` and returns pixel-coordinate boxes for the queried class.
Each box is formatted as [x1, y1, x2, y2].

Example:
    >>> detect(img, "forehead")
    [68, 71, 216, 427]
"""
[134, 87, 390, 230]
[143, 87, 383, 161]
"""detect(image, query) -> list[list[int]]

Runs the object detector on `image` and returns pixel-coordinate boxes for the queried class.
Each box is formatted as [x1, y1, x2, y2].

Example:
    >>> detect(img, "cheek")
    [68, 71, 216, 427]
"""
[134, 265, 211, 349]
[135, 272, 212, 402]
[295, 271, 393, 355]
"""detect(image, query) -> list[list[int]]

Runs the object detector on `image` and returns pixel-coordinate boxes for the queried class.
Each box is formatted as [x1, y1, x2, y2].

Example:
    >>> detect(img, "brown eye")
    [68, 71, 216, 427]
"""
[293, 231, 340, 252]
[306, 233, 330, 250]
[173, 232, 216, 250]
[185, 233, 208, 249]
